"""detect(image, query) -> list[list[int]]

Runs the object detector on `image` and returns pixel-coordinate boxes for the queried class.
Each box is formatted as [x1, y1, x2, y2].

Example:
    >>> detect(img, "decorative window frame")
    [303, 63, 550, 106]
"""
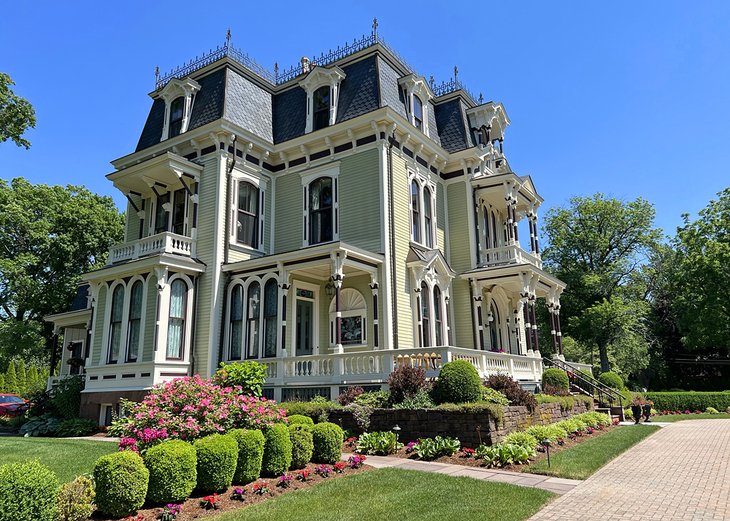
[158, 78, 201, 141]
[410, 260, 454, 349]
[408, 171, 437, 249]
[328, 288, 368, 348]
[229, 168, 268, 253]
[299, 66, 346, 134]
[398, 74, 434, 135]
[301, 163, 340, 247]
[290, 279, 320, 356]
[102, 276, 149, 366]
[161, 273, 194, 362]
[124, 275, 148, 363]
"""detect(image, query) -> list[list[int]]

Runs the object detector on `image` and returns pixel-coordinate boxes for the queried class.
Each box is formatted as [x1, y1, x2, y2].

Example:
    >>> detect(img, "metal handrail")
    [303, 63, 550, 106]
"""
[543, 358, 624, 407]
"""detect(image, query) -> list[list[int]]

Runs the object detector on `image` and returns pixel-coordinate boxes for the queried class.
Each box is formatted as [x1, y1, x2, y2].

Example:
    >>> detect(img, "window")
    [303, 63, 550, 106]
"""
[126, 281, 143, 362]
[172, 189, 186, 235]
[155, 193, 170, 234]
[329, 288, 367, 347]
[237, 182, 259, 247]
[263, 279, 278, 357]
[488, 301, 501, 352]
[167, 279, 187, 359]
[108, 285, 124, 363]
[169, 97, 184, 138]
[411, 180, 421, 243]
[246, 282, 261, 359]
[433, 286, 443, 346]
[229, 285, 243, 360]
[312, 86, 331, 131]
[309, 177, 333, 244]
[68, 342, 83, 375]
[423, 187, 433, 248]
[410, 178, 436, 248]
[420, 282, 431, 347]
[413, 95, 423, 131]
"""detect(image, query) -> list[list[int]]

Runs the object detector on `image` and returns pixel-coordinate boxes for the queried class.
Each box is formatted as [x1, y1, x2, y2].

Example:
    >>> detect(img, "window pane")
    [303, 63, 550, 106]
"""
[127, 282, 143, 361]
[411, 181, 420, 242]
[230, 286, 243, 360]
[155, 193, 170, 234]
[421, 282, 430, 347]
[169, 97, 184, 138]
[341, 316, 362, 345]
[237, 182, 259, 247]
[167, 280, 187, 359]
[309, 177, 333, 244]
[313, 86, 331, 131]
[246, 282, 261, 358]
[424, 187, 433, 248]
[413, 95, 423, 130]
[172, 189, 186, 235]
[263, 280, 278, 358]
[433, 287, 442, 346]
[109, 285, 124, 363]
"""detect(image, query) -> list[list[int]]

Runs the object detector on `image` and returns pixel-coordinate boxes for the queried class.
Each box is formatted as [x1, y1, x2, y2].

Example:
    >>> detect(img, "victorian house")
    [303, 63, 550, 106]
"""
[46, 26, 586, 424]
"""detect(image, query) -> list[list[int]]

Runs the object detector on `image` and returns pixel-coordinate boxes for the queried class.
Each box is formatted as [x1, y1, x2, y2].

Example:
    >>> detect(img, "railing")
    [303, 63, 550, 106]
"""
[479, 244, 542, 269]
[107, 232, 196, 264]
[543, 357, 624, 408]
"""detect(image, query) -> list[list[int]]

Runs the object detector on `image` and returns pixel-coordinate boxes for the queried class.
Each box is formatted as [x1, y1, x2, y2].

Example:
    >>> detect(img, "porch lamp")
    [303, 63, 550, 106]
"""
[541, 439, 551, 468]
[325, 280, 336, 298]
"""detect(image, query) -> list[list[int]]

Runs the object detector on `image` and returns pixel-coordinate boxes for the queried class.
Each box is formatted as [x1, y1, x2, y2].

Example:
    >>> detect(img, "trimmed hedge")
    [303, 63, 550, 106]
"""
[287, 414, 315, 426]
[289, 425, 314, 469]
[143, 440, 197, 503]
[311, 422, 344, 464]
[262, 423, 293, 476]
[193, 434, 238, 492]
[542, 368, 569, 392]
[279, 401, 342, 422]
[598, 371, 624, 390]
[229, 429, 266, 484]
[0, 460, 59, 521]
[55, 475, 94, 521]
[435, 360, 482, 404]
[94, 451, 149, 517]
[644, 392, 730, 412]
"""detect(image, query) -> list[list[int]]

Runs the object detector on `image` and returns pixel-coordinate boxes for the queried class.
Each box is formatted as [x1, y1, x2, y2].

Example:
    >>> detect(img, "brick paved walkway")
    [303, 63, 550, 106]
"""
[530, 420, 730, 521]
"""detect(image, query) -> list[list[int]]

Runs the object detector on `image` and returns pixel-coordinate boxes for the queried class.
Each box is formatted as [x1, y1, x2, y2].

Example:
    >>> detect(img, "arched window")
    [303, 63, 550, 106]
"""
[312, 86, 331, 131]
[108, 285, 124, 363]
[246, 282, 261, 359]
[433, 286, 443, 346]
[420, 282, 431, 347]
[423, 186, 433, 248]
[309, 177, 333, 244]
[169, 96, 184, 138]
[126, 281, 143, 362]
[229, 285, 243, 360]
[237, 182, 259, 247]
[411, 180, 421, 243]
[489, 300, 501, 352]
[413, 94, 423, 131]
[329, 288, 367, 346]
[167, 279, 187, 359]
[263, 279, 278, 357]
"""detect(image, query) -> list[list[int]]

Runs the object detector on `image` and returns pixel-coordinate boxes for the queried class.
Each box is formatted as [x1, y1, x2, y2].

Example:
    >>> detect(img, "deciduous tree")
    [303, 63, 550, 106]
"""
[0, 73, 36, 149]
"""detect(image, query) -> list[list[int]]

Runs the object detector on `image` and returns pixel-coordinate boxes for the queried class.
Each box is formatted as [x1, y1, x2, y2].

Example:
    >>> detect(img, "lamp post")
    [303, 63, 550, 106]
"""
[541, 439, 551, 467]
[392, 424, 401, 444]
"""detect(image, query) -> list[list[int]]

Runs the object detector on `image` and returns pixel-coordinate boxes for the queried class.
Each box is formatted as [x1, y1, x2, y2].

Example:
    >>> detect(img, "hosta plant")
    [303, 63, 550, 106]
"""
[413, 436, 461, 460]
[356, 431, 399, 455]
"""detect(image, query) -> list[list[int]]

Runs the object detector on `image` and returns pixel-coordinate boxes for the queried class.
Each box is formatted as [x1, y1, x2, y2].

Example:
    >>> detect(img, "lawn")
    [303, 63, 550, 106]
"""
[525, 425, 660, 480]
[213, 468, 554, 521]
[0, 437, 117, 482]
[652, 413, 730, 422]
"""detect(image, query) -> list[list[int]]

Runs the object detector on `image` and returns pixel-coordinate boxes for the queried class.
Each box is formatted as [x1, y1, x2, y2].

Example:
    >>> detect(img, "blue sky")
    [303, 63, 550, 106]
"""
[1, 1, 728, 237]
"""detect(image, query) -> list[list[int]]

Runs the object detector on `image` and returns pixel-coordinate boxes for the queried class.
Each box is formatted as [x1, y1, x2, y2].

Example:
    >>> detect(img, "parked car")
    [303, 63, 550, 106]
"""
[0, 394, 29, 416]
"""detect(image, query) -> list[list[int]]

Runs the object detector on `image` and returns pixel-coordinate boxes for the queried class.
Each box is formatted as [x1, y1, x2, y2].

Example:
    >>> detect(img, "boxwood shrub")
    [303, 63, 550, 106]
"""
[434, 360, 482, 404]
[311, 422, 344, 464]
[229, 428, 265, 484]
[143, 439, 197, 503]
[262, 423, 293, 476]
[598, 371, 624, 390]
[287, 414, 315, 426]
[542, 368, 570, 392]
[644, 392, 730, 412]
[0, 460, 59, 521]
[289, 424, 314, 469]
[55, 475, 95, 521]
[193, 433, 238, 492]
[93, 451, 149, 517]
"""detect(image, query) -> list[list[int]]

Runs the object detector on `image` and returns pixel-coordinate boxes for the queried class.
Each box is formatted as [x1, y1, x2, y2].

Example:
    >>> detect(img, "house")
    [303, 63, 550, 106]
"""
[46, 25, 588, 424]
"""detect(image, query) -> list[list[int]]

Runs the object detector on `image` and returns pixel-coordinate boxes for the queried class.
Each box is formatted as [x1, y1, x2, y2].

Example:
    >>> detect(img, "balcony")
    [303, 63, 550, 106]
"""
[107, 232, 196, 265]
[479, 244, 542, 269]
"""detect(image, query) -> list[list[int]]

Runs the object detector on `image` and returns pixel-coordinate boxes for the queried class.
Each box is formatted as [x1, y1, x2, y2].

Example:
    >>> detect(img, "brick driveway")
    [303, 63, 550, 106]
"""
[530, 420, 730, 521]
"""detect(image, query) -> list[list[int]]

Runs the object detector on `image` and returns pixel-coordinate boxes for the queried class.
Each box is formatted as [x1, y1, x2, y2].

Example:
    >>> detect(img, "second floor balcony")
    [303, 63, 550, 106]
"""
[107, 231, 196, 264]
[479, 243, 542, 269]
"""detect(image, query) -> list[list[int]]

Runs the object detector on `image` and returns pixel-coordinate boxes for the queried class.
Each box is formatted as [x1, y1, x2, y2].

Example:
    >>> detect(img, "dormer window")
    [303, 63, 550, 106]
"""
[398, 74, 433, 134]
[313, 86, 331, 131]
[157, 78, 200, 141]
[299, 65, 346, 134]
[168, 97, 184, 138]
[413, 95, 424, 131]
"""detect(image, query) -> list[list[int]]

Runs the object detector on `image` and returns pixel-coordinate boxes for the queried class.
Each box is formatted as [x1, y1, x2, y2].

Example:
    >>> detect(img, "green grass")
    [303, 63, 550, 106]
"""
[525, 425, 660, 480]
[213, 468, 554, 521]
[0, 437, 117, 482]
[652, 413, 730, 422]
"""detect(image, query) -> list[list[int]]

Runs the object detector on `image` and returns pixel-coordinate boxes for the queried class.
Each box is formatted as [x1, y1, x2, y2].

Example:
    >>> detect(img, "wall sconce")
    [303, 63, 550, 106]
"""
[325, 280, 335, 298]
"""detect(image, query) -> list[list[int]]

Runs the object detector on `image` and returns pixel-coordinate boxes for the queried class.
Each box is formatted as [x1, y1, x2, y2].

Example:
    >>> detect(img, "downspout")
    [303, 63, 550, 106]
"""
[387, 132, 399, 348]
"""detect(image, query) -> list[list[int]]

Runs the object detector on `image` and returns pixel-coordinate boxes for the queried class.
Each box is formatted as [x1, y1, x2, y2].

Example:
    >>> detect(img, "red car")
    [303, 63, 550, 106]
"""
[0, 394, 29, 416]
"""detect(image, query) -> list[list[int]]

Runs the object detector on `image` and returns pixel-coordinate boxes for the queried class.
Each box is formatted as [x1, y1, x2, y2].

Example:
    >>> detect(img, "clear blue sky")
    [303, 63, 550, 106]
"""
[2, 1, 728, 237]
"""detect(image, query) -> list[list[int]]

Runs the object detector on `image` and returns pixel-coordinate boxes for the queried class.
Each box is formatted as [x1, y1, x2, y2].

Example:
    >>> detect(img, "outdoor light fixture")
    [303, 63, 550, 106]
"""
[541, 439, 551, 467]
[392, 424, 401, 442]
[325, 280, 335, 297]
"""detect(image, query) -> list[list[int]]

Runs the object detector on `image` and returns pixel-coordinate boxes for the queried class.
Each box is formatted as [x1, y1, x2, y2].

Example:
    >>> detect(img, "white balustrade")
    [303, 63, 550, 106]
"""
[107, 232, 196, 264]
[480, 244, 542, 269]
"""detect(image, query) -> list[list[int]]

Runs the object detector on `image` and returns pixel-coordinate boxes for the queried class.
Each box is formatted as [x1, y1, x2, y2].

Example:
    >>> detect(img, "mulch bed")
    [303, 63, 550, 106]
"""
[344, 425, 617, 473]
[93, 462, 371, 521]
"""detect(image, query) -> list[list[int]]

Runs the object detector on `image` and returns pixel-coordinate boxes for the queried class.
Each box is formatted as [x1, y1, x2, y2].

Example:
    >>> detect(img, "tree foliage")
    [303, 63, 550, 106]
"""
[0, 178, 124, 366]
[0, 73, 36, 149]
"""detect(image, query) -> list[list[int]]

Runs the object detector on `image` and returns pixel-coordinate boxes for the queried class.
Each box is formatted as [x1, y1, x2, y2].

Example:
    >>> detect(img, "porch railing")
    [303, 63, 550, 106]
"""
[107, 232, 196, 264]
[479, 244, 542, 269]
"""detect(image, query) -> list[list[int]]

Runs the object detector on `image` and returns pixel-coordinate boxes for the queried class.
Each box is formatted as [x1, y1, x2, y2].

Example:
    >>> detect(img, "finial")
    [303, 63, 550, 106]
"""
[429, 75, 434, 88]
[226, 28, 231, 47]
[155, 66, 159, 83]
[372, 17, 378, 38]
[454, 66, 459, 81]
[274, 62, 279, 82]
[479, 92, 483, 103]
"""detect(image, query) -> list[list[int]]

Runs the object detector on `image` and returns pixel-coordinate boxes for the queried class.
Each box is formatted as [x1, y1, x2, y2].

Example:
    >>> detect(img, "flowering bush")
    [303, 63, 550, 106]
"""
[251, 482, 269, 495]
[119, 437, 139, 453]
[347, 455, 366, 468]
[113, 375, 286, 449]
[461, 447, 475, 458]
[199, 494, 220, 510]
[231, 487, 246, 501]
[157, 503, 182, 521]
[277, 473, 294, 488]
[296, 469, 311, 482]
[314, 464, 332, 478]
[405, 440, 418, 453]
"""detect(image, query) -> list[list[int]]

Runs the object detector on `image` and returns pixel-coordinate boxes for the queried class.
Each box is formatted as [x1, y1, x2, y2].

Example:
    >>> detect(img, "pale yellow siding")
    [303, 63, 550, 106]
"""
[141, 274, 157, 363]
[125, 196, 142, 241]
[339, 149, 382, 253]
[274, 173, 303, 253]
[391, 153, 415, 348]
[91, 285, 107, 365]
[446, 181, 474, 348]
[436, 182, 446, 253]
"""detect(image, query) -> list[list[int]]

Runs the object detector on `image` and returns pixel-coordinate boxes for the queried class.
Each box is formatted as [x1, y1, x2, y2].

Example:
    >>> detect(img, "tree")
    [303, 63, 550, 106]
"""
[15, 359, 26, 395]
[542, 193, 661, 374]
[0, 73, 36, 149]
[0, 178, 124, 368]
[4, 361, 17, 394]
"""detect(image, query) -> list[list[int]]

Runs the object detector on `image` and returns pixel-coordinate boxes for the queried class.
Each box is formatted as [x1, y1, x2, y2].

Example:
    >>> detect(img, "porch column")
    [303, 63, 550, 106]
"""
[521, 295, 533, 355]
[511, 200, 519, 243]
[370, 278, 380, 349]
[512, 300, 524, 355]
[555, 300, 564, 358]
[278, 279, 290, 357]
[505, 197, 514, 243]
[533, 211, 540, 255]
[548, 302, 559, 355]
[333, 275, 343, 354]
[472, 280, 485, 350]
[530, 296, 540, 357]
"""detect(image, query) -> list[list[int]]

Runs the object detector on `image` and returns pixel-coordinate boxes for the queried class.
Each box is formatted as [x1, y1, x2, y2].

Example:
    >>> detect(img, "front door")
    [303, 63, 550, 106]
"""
[296, 298, 314, 356]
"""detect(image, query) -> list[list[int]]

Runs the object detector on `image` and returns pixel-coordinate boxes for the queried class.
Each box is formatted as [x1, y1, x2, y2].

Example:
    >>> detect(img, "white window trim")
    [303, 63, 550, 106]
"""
[230, 169, 268, 252]
[328, 288, 368, 348]
[155, 273, 194, 363]
[411, 267, 452, 349]
[291, 280, 320, 356]
[299, 66, 346, 133]
[158, 78, 201, 141]
[301, 164, 340, 247]
[398, 74, 433, 135]
[124, 275, 148, 363]
[409, 172, 437, 249]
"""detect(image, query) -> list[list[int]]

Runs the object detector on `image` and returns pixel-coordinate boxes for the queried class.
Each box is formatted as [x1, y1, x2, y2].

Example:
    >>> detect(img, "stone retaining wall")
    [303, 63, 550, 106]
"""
[328, 401, 591, 448]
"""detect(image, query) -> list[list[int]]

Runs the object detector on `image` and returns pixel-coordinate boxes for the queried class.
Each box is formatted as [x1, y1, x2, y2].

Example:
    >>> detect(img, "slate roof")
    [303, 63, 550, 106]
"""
[272, 86, 306, 144]
[187, 68, 226, 131]
[335, 55, 379, 124]
[434, 98, 473, 153]
[70, 284, 90, 311]
[225, 69, 273, 142]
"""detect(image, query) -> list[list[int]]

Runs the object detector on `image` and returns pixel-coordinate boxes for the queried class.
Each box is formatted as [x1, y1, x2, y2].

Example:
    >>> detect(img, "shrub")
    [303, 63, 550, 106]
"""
[542, 368, 570, 392]
[502, 431, 538, 452]
[287, 414, 314, 426]
[113, 375, 285, 450]
[289, 426, 314, 469]
[353, 390, 390, 408]
[143, 439, 197, 503]
[413, 436, 460, 460]
[434, 401, 505, 423]
[213, 361, 268, 397]
[337, 386, 364, 405]
[55, 475, 95, 521]
[484, 374, 537, 410]
[434, 360, 482, 404]
[576, 411, 611, 428]
[535, 393, 593, 411]
[228, 429, 265, 484]
[311, 422, 344, 464]
[525, 424, 568, 442]
[279, 401, 341, 423]
[19, 413, 61, 436]
[391, 389, 435, 409]
[356, 431, 399, 455]
[387, 366, 428, 404]
[558, 418, 586, 434]
[0, 460, 59, 521]
[706, 407, 719, 414]
[194, 434, 238, 492]
[55, 418, 97, 437]
[346, 403, 373, 431]
[475, 443, 531, 467]
[262, 423, 293, 476]
[598, 371, 624, 390]
[644, 392, 730, 412]
[93, 451, 149, 517]
[482, 387, 510, 406]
